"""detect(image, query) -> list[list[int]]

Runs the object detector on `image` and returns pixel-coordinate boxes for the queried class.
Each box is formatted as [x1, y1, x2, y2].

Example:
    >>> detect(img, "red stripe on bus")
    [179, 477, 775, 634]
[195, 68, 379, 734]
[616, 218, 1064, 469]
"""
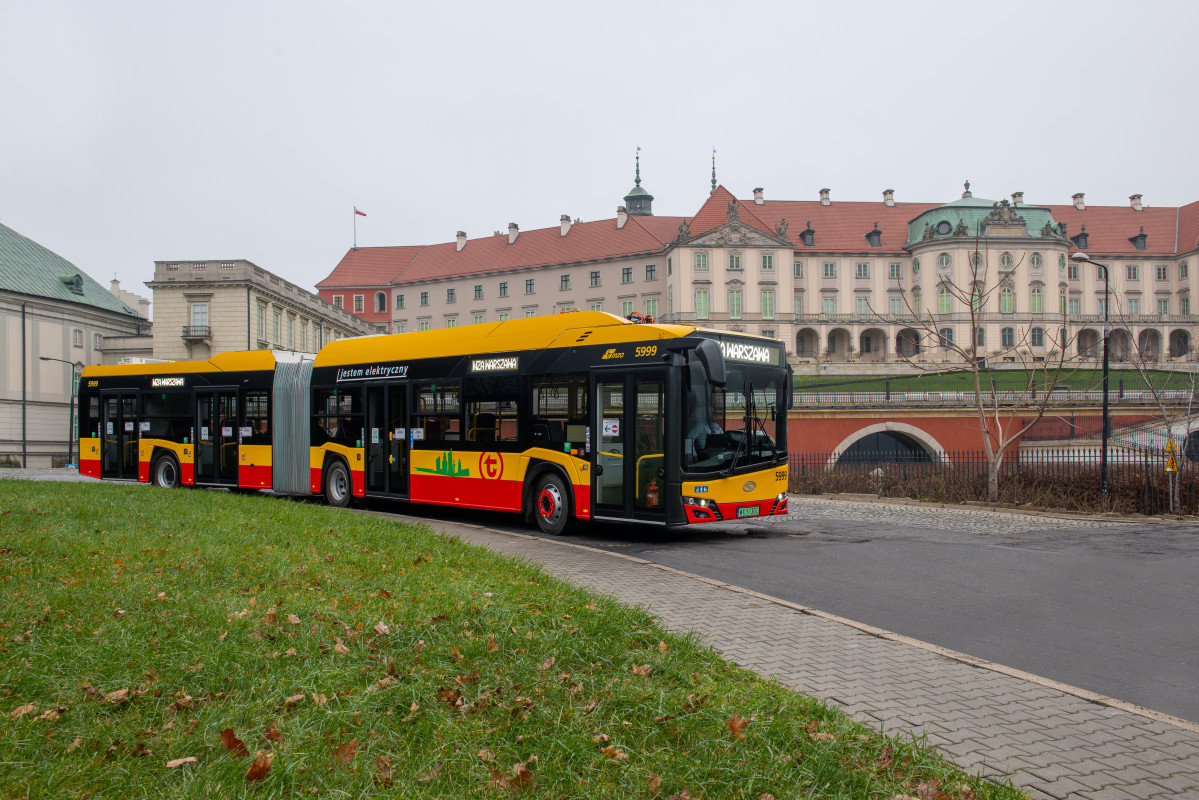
[79, 458, 100, 479]
[239, 464, 272, 489]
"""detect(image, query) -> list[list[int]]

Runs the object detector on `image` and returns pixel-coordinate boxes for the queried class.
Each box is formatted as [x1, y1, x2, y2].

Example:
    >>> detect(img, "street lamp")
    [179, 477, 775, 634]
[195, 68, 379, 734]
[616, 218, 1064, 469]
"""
[39, 356, 83, 469]
[1070, 251, 1110, 503]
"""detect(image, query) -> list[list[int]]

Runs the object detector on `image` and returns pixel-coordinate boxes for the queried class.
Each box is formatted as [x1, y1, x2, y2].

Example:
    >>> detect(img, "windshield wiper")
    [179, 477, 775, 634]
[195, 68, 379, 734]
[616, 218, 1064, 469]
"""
[723, 381, 752, 478]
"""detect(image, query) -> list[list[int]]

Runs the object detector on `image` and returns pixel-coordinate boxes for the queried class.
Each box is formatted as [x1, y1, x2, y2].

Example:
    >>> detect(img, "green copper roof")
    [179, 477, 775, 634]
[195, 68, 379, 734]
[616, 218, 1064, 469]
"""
[906, 199, 1062, 247]
[0, 222, 144, 318]
[625, 185, 650, 197]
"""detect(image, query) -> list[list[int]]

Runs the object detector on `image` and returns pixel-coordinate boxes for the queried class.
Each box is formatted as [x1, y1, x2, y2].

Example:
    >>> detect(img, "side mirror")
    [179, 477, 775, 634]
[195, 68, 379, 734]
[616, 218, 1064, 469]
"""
[695, 339, 726, 388]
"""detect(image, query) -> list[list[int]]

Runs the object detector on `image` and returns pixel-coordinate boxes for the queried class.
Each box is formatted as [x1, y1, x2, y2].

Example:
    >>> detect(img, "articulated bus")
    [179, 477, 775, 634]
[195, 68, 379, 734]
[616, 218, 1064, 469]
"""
[78, 312, 790, 533]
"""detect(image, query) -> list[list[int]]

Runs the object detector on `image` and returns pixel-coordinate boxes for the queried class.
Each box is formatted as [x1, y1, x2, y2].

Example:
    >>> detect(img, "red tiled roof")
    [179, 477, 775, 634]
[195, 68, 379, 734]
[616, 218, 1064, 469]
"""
[1046, 204, 1180, 258]
[316, 245, 424, 289]
[752, 198, 939, 252]
[1173, 201, 1199, 256]
[687, 185, 777, 239]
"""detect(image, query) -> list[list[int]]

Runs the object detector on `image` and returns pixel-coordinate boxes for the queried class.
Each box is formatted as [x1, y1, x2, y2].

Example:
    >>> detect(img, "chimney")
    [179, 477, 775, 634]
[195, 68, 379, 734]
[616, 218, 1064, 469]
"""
[752, 187, 764, 205]
[819, 188, 831, 206]
[616, 205, 628, 229]
[1011, 192, 1024, 207]
[883, 189, 894, 207]
[456, 231, 467, 252]
[1073, 193, 1085, 211]
[507, 223, 519, 244]
[1130, 193, 1143, 211]
[560, 214, 572, 237]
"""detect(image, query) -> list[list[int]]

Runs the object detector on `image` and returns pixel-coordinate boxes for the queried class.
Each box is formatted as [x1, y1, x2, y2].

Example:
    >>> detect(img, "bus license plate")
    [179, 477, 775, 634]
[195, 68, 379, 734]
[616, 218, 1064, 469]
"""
[736, 506, 760, 518]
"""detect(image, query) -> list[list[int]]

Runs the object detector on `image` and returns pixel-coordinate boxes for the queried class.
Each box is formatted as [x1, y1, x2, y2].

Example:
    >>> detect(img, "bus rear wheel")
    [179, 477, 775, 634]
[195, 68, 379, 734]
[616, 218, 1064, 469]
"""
[151, 454, 181, 489]
[324, 460, 351, 508]
[533, 473, 571, 535]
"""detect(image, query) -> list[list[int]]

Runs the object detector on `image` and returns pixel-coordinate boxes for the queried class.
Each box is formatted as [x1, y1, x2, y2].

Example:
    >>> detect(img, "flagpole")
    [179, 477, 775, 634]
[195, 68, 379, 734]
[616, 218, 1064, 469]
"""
[353, 207, 358, 251]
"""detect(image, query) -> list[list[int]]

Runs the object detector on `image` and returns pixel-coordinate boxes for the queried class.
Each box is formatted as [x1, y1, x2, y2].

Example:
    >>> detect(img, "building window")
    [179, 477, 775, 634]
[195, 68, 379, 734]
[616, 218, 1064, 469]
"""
[274, 310, 282, 344]
[353, 295, 364, 313]
[794, 261, 803, 278]
[761, 290, 774, 319]
[761, 329, 775, 339]
[1126, 264, 1139, 280]
[446, 318, 456, 328]
[938, 286, 951, 314]
[1001, 252, 1013, 268]
[728, 290, 742, 319]
[1060, 288, 1067, 314]
[191, 302, 209, 328]
[938, 328, 954, 347]
[1158, 299, 1170, 315]
[937, 253, 951, 269]
[420, 292, 429, 306]
[375, 292, 387, 312]
[1156, 264, 1169, 281]
[1031, 252, 1043, 268]
[560, 274, 571, 290]
[589, 303, 602, 313]
[1181, 297, 1191, 315]
[1181, 262, 1190, 280]
[794, 295, 804, 316]
[1068, 263, 1079, 281]
[695, 290, 709, 319]
[1128, 299, 1140, 315]
[645, 298, 658, 318]
[760, 254, 773, 272]
[525, 278, 535, 295]
[394, 323, 404, 334]
[93, 333, 103, 350]
[1097, 298, 1107, 315]
[499, 282, 509, 297]
[72, 328, 83, 348]
[1030, 287, 1043, 314]
[396, 294, 405, 309]
[474, 284, 483, 300]
[1030, 327, 1044, 347]
[498, 313, 509, 322]
[976, 327, 985, 347]
[288, 316, 295, 349]
[645, 264, 657, 281]
[729, 252, 742, 270]
[999, 286, 1014, 313]
[473, 314, 484, 325]
[970, 251, 983, 268]
[695, 252, 708, 271]
[889, 262, 902, 280]
[621, 267, 633, 284]
[822, 296, 836, 315]
[889, 297, 902, 315]
[524, 310, 536, 319]
[419, 321, 429, 332]
[856, 262, 869, 279]
[912, 258, 921, 274]
[589, 271, 601, 287]
[333, 295, 343, 309]
[257, 305, 266, 340]
[856, 297, 870, 316]
[1069, 298, 1081, 315]
[447, 288, 456, 303]
[822, 262, 836, 278]
[1001, 327, 1015, 347]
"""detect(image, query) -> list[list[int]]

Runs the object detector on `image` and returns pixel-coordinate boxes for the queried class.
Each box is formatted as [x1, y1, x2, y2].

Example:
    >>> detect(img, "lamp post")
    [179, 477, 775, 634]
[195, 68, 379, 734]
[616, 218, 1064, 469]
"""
[1070, 252, 1110, 502]
[39, 356, 83, 469]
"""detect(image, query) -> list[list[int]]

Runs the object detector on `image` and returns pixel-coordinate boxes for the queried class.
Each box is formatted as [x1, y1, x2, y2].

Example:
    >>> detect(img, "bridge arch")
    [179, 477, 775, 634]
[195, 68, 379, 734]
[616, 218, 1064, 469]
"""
[826, 422, 950, 470]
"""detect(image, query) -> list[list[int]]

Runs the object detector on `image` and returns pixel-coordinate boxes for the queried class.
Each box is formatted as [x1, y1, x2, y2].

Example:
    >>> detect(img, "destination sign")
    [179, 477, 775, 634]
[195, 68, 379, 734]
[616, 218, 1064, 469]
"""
[471, 357, 518, 372]
[336, 364, 409, 382]
[151, 377, 186, 387]
[720, 341, 775, 364]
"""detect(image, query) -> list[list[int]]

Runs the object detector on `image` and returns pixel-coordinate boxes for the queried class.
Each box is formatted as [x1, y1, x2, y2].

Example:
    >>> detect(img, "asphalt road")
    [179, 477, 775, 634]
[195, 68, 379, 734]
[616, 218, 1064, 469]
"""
[388, 497, 1199, 725]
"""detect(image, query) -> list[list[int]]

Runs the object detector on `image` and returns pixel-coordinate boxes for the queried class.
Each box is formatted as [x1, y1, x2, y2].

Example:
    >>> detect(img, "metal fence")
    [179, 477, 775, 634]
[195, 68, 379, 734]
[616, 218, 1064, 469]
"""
[788, 448, 1197, 516]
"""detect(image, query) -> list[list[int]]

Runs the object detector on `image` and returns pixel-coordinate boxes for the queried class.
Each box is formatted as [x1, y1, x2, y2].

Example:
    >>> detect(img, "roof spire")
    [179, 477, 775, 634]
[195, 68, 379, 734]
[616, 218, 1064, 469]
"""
[710, 147, 717, 195]
[634, 146, 641, 188]
[623, 147, 654, 216]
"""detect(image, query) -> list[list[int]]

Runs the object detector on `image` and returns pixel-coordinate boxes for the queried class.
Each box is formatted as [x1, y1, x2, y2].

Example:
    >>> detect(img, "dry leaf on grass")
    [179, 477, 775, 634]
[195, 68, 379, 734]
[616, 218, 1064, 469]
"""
[245, 751, 272, 781]
[373, 621, 390, 635]
[728, 713, 748, 741]
[647, 773, 662, 794]
[10, 703, 35, 720]
[331, 738, 357, 764]
[600, 745, 628, 761]
[286, 614, 301, 625]
[165, 756, 197, 768]
[374, 756, 393, 786]
[263, 725, 282, 743]
[631, 664, 651, 677]
[219, 729, 249, 758]
[417, 760, 443, 782]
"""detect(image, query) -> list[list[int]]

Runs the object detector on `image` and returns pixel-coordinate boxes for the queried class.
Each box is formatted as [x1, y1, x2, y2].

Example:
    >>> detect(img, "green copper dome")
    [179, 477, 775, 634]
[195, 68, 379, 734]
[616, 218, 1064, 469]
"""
[907, 189, 1063, 247]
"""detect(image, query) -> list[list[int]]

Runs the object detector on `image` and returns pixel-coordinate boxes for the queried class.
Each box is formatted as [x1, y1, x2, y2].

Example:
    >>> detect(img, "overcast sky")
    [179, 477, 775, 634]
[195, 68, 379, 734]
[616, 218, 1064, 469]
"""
[3, 0, 1196, 318]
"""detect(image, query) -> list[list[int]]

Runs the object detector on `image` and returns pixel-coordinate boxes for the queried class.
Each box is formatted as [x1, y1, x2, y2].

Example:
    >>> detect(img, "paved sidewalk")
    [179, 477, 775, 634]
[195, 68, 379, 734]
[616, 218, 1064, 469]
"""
[381, 512, 1199, 800]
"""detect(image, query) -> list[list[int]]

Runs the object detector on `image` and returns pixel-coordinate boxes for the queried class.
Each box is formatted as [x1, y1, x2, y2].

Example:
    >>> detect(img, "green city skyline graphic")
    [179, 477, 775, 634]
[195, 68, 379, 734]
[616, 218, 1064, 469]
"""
[414, 449, 470, 477]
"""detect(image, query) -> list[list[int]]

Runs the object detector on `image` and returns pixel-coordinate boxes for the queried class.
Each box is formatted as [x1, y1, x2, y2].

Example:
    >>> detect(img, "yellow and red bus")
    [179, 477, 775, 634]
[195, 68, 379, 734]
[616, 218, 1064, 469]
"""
[78, 312, 790, 532]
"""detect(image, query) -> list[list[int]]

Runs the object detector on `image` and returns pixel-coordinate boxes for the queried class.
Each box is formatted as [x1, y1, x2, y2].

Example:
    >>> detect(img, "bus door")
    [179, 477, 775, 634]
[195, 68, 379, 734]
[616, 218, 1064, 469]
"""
[366, 382, 409, 496]
[195, 389, 239, 485]
[591, 370, 668, 523]
[100, 392, 139, 480]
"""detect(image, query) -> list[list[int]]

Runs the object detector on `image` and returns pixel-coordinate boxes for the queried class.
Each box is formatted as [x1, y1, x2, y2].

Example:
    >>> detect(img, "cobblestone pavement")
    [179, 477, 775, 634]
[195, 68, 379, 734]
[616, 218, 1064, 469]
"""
[6, 471, 1199, 798]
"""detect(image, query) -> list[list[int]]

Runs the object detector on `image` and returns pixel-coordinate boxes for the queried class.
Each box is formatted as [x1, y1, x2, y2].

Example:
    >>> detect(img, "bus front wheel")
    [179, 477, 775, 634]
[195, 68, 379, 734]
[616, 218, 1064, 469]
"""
[151, 453, 180, 489]
[533, 473, 571, 535]
[324, 460, 351, 508]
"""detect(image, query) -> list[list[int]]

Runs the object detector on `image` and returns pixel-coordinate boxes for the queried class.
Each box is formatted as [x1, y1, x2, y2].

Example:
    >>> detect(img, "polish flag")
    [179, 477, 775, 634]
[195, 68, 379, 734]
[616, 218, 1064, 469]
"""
[354, 208, 367, 217]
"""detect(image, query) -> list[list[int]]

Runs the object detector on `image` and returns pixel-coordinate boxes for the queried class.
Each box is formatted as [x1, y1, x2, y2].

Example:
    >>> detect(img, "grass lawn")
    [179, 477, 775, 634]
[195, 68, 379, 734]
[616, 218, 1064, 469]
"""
[0, 481, 1027, 799]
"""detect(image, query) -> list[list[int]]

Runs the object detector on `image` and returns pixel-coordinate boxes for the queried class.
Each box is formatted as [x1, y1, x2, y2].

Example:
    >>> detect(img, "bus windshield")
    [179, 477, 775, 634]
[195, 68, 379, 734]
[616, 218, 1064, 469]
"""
[682, 359, 784, 474]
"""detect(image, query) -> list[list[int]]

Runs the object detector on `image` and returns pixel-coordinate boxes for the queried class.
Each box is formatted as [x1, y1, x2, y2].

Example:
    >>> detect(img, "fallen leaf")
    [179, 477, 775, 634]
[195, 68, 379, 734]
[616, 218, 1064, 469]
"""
[332, 738, 357, 764]
[374, 755, 393, 786]
[378, 588, 392, 599]
[728, 713, 748, 741]
[166, 756, 197, 768]
[262, 610, 277, 625]
[284, 694, 305, 706]
[667, 790, 694, 800]
[486, 639, 499, 653]
[67, 737, 82, 753]
[133, 743, 153, 757]
[912, 781, 954, 800]
[373, 621, 390, 635]
[113, 609, 126, 618]
[333, 638, 350, 654]
[263, 725, 282, 743]
[413, 639, 425, 652]
[218, 631, 228, 642]
[417, 760, 443, 782]
[220, 729, 250, 758]
[631, 664, 651, 677]
[245, 750, 272, 781]
[286, 614, 301, 625]
[537, 656, 556, 671]
[647, 773, 662, 793]
[104, 689, 131, 705]
[658, 641, 668, 652]
[156, 592, 166, 601]
[600, 744, 628, 761]
[510, 761, 535, 791]
[311, 693, 327, 706]
[10, 703, 35, 720]
[39, 706, 68, 721]
[582, 699, 598, 713]
[478, 748, 495, 762]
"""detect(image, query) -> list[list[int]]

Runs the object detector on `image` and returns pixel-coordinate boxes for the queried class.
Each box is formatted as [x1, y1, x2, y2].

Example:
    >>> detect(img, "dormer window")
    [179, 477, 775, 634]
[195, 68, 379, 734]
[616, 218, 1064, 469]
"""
[1129, 226, 1148, 251]
[60, 274, 85, 295]
[1070, 225, 1089, 251]
[800, 222, 815, 247]
[865, 223, 881, 248]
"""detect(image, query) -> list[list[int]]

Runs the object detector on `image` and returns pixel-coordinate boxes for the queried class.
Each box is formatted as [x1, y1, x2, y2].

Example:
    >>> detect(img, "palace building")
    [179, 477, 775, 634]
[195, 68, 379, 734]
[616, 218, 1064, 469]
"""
[317, 163, 1199, 368]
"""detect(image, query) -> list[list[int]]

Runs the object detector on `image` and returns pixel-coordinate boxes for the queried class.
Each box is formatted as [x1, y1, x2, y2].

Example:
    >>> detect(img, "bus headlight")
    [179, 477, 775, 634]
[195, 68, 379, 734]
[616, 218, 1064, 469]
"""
[683, 496, 723, 521]
[769, 493, 788, 515]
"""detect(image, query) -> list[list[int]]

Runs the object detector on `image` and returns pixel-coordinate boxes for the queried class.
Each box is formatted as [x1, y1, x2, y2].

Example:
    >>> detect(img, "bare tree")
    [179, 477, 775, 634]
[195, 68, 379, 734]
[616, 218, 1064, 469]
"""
[879, 231, 1094, 502]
